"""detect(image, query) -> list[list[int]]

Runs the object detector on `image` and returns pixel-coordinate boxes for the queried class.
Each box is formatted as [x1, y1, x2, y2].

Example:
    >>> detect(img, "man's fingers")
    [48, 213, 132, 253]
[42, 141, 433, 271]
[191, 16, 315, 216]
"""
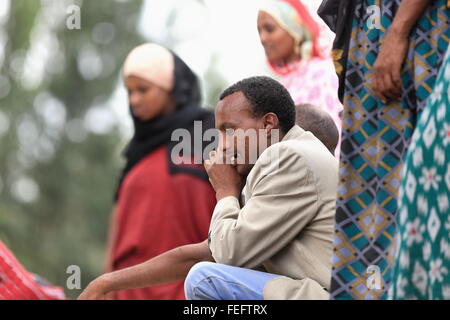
[211, 150, 227, 164]
[204, 159, 212, 171]
[210, 150, 232, 165]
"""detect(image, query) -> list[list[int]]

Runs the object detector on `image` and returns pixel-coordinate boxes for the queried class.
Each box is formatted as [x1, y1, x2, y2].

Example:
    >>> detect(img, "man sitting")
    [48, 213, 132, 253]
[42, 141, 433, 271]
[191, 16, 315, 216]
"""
[79, 76, 338, 300]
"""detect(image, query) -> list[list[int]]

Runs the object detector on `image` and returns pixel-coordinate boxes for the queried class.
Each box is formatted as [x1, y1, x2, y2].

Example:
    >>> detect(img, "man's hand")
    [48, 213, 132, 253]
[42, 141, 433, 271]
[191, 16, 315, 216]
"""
[371, 31, 409, 103]
[78, 275, 112, 300]
[205, 151, 245, 201]
[78, 240, 213, 300]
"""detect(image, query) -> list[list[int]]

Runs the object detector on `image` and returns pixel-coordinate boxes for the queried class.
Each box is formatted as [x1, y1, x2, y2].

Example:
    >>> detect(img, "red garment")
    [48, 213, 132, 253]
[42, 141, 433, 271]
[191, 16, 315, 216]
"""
[0, 241, 65, 300]
[112, 146, 216, 300]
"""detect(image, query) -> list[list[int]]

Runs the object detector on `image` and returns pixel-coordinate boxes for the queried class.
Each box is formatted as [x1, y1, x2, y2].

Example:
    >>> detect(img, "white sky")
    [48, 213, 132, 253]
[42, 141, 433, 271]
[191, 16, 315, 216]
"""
[138, 0, 272, 83]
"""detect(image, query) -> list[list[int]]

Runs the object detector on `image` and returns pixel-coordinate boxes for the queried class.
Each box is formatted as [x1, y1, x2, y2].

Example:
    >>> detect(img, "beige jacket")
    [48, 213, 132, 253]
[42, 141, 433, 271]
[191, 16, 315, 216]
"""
[208, 125, 338, 300]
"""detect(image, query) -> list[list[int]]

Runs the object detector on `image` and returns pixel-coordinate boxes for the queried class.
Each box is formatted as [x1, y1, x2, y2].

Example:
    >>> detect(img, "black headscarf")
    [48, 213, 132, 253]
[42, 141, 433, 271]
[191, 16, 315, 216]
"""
[115, 52, 215, 200]
[318, 0, 356, 102]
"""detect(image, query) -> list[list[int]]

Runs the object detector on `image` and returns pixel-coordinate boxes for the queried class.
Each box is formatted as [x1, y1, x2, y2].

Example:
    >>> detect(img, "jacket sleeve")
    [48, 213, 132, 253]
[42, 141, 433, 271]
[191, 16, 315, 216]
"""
[208, 143, 320, 269]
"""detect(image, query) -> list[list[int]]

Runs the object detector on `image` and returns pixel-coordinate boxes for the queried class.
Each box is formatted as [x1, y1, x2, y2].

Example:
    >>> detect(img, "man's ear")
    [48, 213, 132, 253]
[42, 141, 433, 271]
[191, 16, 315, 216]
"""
[262, 113, 279, 135]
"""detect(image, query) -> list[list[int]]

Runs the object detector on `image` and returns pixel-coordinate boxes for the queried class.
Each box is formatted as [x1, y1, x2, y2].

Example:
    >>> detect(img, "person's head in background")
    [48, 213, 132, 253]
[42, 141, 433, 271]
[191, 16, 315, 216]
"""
[123, 43, 202, 123]
[296, 103, 339, 156]
[123, 43, 176, 121]
[216, 76, 296, 178]
[257, 0, 321, 69]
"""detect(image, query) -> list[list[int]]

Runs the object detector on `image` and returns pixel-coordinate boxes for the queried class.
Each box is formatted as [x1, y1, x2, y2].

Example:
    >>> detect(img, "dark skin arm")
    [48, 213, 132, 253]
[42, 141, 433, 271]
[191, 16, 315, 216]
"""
[79, 151, 244, 300]
[78, 240, 214, 300]
[372, 0, 431, 103]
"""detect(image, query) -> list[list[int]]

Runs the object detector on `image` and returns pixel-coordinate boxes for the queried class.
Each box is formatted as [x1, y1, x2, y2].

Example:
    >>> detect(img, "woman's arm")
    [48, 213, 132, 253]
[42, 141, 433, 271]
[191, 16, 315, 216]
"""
[389, 0, 431, 38]
[78, 240, 214, 300]
[372, 0, 432, 102]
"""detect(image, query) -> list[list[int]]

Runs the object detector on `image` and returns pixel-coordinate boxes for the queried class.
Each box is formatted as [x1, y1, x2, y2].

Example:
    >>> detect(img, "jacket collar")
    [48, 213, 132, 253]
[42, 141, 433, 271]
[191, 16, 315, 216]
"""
[282, 125, 305, 142]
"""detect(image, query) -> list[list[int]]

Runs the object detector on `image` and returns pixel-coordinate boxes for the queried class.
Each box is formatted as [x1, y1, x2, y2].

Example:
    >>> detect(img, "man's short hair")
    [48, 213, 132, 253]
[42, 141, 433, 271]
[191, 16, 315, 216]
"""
[296, 104, 339, 155]
[220, 76, 296, 134]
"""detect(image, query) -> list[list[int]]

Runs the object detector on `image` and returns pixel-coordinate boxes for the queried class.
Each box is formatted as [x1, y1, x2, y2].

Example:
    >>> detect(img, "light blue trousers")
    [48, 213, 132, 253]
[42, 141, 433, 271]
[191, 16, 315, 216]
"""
[184, 262, 281, 300]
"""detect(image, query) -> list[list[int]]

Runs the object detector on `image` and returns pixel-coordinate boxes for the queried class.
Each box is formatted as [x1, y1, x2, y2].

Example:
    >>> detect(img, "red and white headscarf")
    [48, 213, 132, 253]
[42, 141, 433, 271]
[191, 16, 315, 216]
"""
[260, 0, 319, 58]
[259, 0, 342, 158]
[259, 0, 334, 74]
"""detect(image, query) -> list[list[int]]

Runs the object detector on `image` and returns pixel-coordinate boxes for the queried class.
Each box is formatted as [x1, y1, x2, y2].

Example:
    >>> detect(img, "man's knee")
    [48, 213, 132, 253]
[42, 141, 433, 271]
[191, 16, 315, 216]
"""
[185, 262, 217, 300]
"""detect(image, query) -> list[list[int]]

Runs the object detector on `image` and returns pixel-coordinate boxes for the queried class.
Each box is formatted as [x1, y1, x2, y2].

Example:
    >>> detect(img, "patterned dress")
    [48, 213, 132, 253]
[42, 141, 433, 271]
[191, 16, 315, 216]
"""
[390, 47, 450, 300]
[330, 0, 450, 300]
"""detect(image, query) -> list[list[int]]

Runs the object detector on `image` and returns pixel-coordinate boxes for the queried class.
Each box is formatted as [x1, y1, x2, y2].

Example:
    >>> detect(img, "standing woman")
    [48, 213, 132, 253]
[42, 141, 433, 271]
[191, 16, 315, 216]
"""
[257, 0, 343, 157]
[319, 1, 450, 299]
[390, 47, 450, 300]
[105, 43, 217, 300]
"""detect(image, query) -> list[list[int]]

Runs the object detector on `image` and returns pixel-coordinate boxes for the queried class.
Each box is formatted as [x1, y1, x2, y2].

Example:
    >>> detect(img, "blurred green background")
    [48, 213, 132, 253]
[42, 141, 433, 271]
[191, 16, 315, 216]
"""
[1, 0, 410, 304]
[0, 0, 146, 299]
[0, 0, 235, 299]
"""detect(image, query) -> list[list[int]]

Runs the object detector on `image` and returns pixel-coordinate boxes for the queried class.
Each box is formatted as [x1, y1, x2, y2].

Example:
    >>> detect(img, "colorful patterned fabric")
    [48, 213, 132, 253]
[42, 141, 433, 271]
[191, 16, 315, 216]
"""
[330, 0, 450, 300]
[0, 241, 65, 300]
[390, 47, 450, 300]
[318, 0, 356, 102]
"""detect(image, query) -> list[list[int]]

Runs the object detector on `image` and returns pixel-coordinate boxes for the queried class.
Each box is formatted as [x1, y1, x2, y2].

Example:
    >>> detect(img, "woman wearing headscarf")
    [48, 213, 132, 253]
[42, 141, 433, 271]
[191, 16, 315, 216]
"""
[318, 1, 450, 299]
[105, 43, 217, 300]
[257, 0, 343, 157]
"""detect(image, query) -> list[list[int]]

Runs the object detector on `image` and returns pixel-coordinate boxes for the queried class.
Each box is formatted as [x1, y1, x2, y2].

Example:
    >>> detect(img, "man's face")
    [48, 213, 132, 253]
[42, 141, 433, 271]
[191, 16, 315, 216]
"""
[215, 92, 266, 178]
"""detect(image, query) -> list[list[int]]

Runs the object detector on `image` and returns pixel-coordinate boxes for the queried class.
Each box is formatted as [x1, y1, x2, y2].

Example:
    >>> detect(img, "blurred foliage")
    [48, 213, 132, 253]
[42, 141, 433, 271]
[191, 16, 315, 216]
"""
[0, 0, 145, 299]
[0, 0, 228, 300]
